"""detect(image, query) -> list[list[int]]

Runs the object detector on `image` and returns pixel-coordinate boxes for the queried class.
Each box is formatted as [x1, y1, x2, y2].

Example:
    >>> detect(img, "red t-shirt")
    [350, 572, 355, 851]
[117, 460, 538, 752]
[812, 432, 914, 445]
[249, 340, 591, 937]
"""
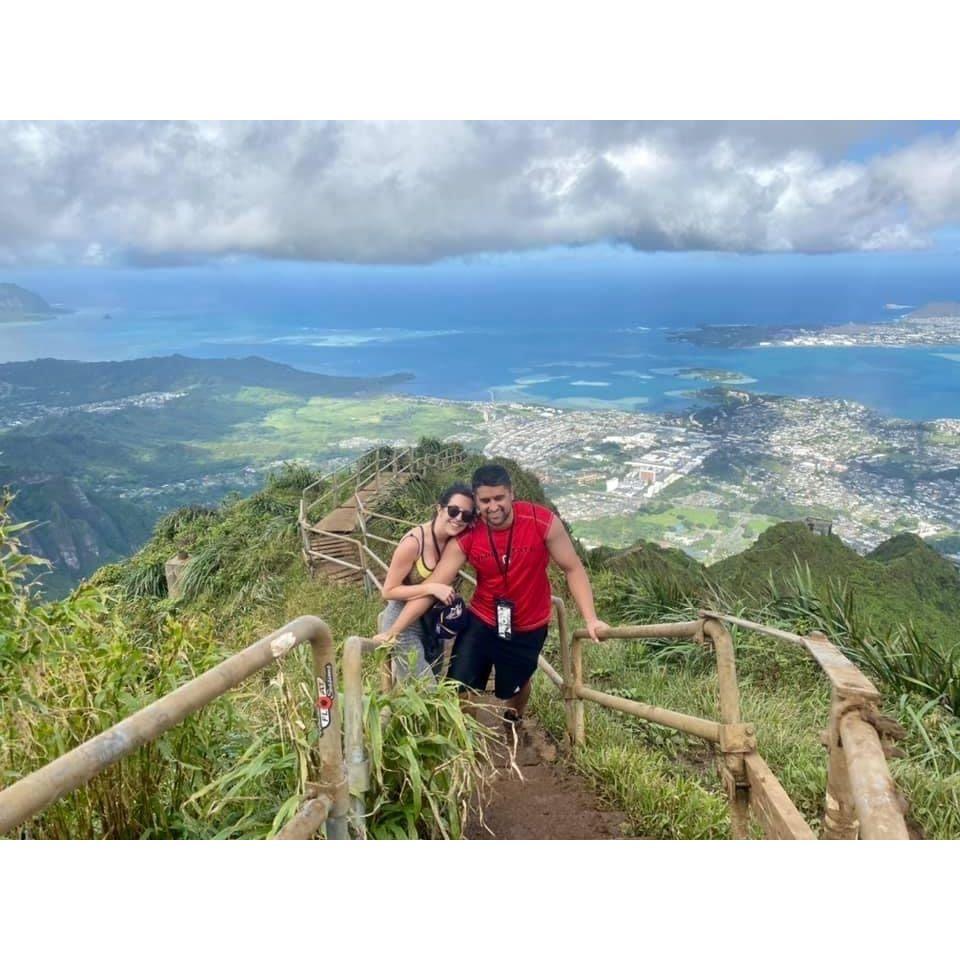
[457, 500, 555, 632]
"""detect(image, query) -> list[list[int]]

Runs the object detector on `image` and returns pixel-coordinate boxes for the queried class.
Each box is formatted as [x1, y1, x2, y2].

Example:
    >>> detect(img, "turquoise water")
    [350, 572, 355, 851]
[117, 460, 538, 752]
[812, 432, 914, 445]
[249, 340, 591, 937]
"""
[1, 254, 958, 421]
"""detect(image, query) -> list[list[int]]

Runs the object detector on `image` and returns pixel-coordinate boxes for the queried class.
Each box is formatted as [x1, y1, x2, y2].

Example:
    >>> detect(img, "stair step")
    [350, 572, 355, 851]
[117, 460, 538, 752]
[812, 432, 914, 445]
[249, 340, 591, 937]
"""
[310, 539, 358, 553]
[324, 570, 364, 583]
[313, 547, 358, 559]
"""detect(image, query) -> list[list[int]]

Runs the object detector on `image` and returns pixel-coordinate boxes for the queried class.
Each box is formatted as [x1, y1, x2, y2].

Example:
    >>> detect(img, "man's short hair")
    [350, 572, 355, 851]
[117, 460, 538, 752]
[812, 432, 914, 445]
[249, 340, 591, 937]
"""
[471, 463, 512, 491]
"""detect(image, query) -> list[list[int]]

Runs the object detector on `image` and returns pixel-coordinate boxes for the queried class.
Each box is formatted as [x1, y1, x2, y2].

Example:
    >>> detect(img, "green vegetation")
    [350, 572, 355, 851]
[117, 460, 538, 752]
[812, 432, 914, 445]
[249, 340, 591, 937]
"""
[4, 439, 959, 840]
[1, 356, 483, 597]
[711, 522, 960, 646]
[538, 555, 960, 838]
[364, 668, 495, 839]
[204, 396, 481, 463]
[0, 454, 492, 839]
[573, 505, 777, 560]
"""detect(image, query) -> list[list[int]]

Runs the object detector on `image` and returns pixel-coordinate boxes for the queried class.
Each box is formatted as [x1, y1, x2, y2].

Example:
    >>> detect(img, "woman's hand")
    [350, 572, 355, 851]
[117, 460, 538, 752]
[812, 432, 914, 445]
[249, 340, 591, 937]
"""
[429, 582, 456, 605]
[373, 632, 398, 646]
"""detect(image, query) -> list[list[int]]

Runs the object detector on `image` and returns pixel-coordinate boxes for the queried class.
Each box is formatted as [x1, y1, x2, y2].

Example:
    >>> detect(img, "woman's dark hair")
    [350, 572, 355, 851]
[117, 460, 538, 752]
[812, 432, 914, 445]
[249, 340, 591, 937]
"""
[438, 483, 474, 507]
[471, 463, 512, 490]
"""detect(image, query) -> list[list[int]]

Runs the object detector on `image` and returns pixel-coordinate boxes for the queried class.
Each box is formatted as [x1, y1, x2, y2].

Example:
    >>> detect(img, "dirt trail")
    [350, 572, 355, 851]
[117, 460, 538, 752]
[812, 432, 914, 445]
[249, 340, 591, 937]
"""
[465, 695, 627, 840]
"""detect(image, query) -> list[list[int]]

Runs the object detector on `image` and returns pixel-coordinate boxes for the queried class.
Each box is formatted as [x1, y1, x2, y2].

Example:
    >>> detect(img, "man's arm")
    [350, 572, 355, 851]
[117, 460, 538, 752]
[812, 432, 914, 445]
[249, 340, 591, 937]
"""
[545, 516, 609, 643]
[376, 538, 468, 639]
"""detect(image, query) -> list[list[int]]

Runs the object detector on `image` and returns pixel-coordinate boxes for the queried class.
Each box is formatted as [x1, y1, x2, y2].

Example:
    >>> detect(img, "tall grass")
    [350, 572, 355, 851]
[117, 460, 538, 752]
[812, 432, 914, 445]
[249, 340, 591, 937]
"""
[761, 561, 960, 716]
[546, 554, 960, 839]
[3, 482, 493, 840]
[361, 652, 496, 839]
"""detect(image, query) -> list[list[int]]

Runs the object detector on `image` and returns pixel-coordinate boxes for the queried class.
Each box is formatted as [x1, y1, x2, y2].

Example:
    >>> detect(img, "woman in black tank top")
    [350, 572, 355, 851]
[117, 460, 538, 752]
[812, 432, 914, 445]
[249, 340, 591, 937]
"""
[378, 484, 476, 679]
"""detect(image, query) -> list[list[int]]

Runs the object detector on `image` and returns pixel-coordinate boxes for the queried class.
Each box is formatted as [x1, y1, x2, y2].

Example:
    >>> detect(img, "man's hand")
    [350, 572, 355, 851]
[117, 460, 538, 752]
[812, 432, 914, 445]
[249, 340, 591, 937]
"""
[373, 632, 399, 646]
[585, 618, 609, 644]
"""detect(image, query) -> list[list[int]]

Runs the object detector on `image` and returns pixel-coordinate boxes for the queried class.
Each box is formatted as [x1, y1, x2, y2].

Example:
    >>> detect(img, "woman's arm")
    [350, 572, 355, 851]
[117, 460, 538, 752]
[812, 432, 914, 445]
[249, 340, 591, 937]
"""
[380, 530, 451, 603]
[378, 538, 468, 637]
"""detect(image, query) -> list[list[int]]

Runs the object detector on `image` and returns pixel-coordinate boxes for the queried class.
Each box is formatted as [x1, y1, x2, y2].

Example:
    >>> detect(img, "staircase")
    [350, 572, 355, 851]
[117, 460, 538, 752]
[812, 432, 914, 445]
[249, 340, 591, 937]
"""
[307, 472, 412, 585]
[299, 447, 466, 588]
[306, 530, 366, 585]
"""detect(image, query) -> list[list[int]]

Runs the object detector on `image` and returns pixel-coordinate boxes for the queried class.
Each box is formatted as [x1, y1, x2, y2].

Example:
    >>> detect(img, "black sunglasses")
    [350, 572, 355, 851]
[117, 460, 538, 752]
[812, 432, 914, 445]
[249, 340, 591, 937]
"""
[445, 504, 477, 523]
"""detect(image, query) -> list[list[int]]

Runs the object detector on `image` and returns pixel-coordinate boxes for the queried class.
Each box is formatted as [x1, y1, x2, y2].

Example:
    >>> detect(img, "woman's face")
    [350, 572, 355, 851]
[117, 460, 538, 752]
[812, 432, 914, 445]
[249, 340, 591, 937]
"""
[436, 493, 475, 538]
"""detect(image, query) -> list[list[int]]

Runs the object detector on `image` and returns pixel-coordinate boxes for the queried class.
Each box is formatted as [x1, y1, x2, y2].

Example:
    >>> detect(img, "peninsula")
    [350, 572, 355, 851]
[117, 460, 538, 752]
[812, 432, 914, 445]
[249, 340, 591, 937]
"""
[0, 283, 67, 322]
[669, 301, 960, 350]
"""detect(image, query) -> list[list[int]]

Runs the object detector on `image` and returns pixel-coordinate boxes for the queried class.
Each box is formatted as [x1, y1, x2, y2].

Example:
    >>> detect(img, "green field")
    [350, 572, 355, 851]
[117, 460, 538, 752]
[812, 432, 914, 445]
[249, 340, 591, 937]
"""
[1, 358, 487, 597]
[572, 505, 779, 560]
[198, 394, 483, 463]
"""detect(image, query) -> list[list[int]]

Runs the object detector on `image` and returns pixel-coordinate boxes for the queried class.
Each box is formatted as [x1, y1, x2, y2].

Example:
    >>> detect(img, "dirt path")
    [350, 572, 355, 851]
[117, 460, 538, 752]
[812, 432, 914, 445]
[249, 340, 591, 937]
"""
[465, 696, 627, 840]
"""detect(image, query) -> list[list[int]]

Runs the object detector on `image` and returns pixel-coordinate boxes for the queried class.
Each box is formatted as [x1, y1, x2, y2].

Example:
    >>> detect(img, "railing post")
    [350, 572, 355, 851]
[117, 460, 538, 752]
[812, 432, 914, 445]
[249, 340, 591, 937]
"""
[375, 611, 396, 693]
[570, 634, 585, 747]
[822, 690, 860, 839]
[705, 618, 752, 840]
[554, 597, 580, 747]
[355, 499, 370, 596]
[308, 628, 349, 840]
[356, 539, 369, 595]
[838, 710, 909, 840]
[799, 629, 909, 839]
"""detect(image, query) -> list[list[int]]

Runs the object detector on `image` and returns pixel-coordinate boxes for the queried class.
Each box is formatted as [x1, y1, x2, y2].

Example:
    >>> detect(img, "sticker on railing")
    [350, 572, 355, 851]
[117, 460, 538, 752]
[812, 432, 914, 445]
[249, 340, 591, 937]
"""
[316, 663, 336, 736]
[270, 631, 298, 658]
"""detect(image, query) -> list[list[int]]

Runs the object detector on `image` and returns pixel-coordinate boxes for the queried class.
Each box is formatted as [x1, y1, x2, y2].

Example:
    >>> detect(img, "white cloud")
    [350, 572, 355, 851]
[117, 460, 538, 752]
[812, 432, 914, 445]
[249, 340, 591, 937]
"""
[0, 121, 958, 265]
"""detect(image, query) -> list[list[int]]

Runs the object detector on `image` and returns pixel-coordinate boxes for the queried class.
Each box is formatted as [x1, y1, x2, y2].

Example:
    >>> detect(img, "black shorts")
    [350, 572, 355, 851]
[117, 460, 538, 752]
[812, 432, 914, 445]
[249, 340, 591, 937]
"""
[447, 611, 549, 700]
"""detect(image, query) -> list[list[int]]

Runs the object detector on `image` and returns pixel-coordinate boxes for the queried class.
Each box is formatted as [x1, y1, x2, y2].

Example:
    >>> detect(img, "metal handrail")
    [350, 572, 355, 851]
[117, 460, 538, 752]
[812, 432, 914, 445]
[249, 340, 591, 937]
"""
[697, 609, 806, 647]
[303, 452, 907, 840]
[301, 445, 458, 530]
[301, 446, 468, 580]
[300, 446, 415, 526]
[0, 616, 348, 840]
[553, 609, 909, 840]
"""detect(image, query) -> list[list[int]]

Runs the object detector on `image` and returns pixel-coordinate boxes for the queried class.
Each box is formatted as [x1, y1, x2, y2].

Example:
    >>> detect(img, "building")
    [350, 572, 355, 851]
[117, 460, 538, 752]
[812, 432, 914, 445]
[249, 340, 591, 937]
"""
[804, 517, 833, 536]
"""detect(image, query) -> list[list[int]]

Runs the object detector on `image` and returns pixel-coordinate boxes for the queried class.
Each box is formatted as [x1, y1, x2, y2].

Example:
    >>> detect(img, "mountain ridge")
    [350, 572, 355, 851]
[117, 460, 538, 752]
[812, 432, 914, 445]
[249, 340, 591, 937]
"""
[0, 282, 65, 320]
[1, 355, 416, 595]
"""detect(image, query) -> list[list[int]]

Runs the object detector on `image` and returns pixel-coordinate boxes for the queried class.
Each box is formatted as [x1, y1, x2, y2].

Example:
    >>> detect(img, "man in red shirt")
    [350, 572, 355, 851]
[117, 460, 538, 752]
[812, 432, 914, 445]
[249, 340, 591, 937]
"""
[381, 463, 608, 724]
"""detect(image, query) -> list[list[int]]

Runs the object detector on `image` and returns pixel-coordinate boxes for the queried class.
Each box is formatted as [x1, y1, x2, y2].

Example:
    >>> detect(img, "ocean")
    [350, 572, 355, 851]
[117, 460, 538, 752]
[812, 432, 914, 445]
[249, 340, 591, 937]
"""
[2, 250, 959, 421]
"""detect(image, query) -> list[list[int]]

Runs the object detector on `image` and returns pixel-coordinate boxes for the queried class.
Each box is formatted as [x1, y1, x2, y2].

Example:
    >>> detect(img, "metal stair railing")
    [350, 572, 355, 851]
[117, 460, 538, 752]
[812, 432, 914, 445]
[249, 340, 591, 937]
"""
[0, 617, 350, 841]
[299, 446, 411, 530]
[299, 446, 415, 570]
[300, 446, 467, 580]
[1, 601, 913, 840]
[305, 527, 366, 575]
[531, 599, 910, 840]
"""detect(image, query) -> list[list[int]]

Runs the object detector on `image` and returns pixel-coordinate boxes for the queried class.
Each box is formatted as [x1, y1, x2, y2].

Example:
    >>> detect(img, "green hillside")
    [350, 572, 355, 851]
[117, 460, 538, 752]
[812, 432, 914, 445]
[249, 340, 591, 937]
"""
[590, 539, 708, 592]
[4, 441, 959, 840]
[709, 521, 960, 645]
[7, 475, 155, 597]
[0, 354, 412, 404]
[0, 355, 427, 597]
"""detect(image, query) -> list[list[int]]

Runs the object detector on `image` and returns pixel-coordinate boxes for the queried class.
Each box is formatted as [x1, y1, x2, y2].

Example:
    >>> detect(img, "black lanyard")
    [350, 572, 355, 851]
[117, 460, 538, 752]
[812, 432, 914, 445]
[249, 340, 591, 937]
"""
[486, 520, 515, 591]
[429, 517, 442, 568]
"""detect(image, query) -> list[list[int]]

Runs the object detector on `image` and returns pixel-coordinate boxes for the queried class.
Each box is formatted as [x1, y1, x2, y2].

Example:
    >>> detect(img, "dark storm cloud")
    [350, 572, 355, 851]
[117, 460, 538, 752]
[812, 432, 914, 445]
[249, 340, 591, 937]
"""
[1, 120, 959, 265]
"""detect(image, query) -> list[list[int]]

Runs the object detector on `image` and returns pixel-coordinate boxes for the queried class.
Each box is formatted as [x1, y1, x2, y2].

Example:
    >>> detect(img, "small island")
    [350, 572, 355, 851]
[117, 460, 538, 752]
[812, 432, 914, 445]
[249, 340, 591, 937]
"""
[675, 367, 757, 385]
[668, 323, 815, 348]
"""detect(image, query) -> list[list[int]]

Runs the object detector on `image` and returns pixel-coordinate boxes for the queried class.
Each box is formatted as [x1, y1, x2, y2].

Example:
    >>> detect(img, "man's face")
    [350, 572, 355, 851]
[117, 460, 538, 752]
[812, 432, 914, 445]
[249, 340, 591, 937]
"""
[474, 484, 514, 529]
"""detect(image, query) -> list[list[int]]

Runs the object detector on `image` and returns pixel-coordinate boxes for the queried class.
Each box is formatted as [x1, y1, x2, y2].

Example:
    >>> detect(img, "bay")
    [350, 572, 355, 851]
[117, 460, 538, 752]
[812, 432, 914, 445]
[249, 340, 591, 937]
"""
[1, 252, 958, 421]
